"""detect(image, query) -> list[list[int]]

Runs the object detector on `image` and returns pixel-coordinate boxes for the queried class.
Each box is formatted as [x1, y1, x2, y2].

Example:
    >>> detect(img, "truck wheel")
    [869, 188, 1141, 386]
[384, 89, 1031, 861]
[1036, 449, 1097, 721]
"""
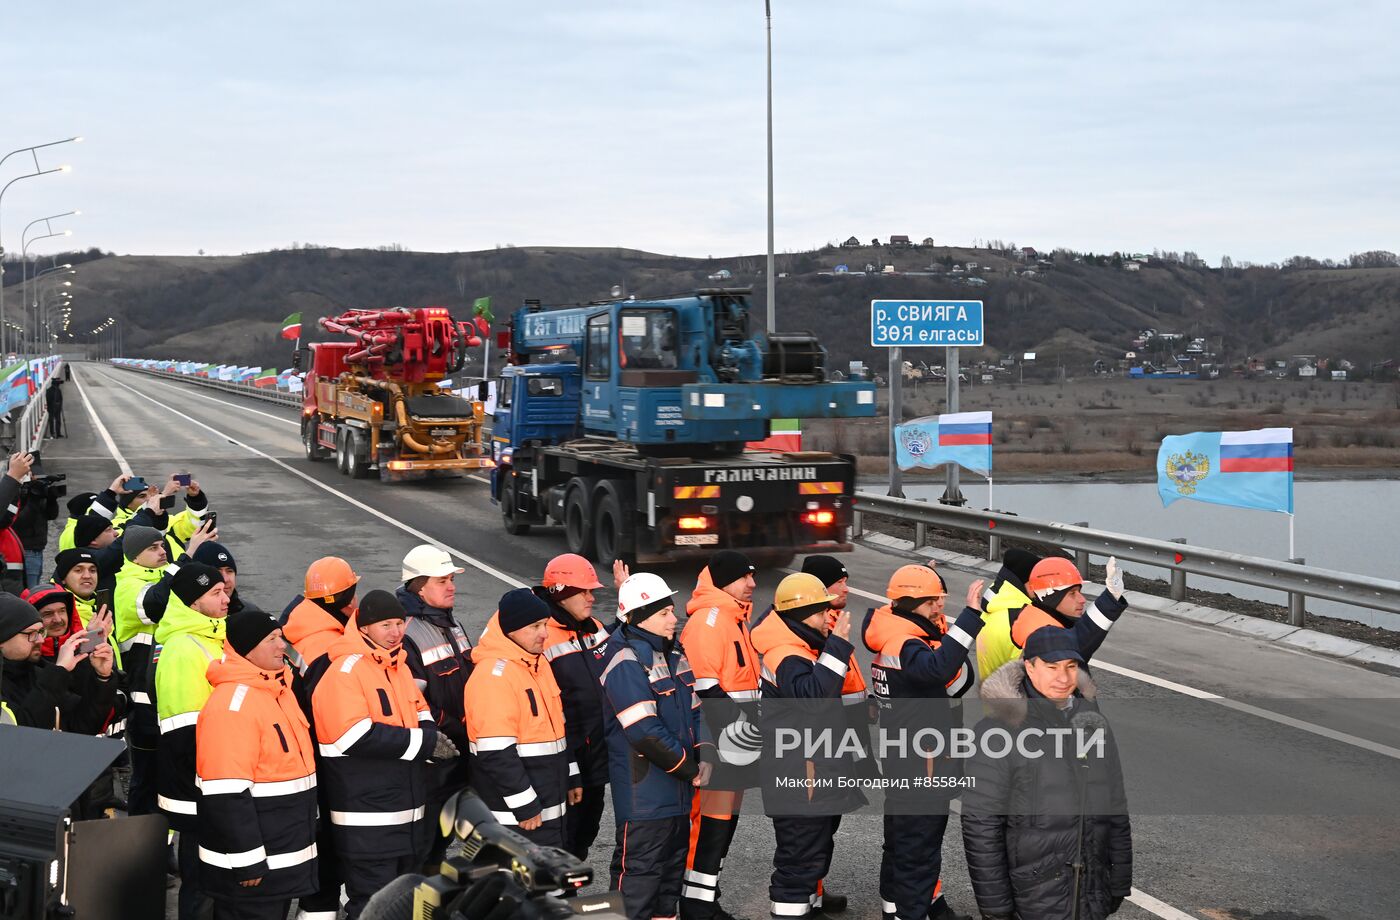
[501, 478, 531, 536]
[347, 431, 371, 479]
[564, 484, 595, 558]
[303, 419, 329, 461]
[593, 492, 627, 568]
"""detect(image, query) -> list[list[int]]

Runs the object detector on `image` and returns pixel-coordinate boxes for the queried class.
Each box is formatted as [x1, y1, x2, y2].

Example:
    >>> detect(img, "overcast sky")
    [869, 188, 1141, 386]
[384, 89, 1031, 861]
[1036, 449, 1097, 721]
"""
[4, 1, 1396, 264]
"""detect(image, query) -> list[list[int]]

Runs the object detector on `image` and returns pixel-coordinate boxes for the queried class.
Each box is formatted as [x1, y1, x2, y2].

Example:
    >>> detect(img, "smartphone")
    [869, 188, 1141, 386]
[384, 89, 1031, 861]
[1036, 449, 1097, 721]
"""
[206, 511, 218, 529]
[160, 494, 177, 510]
[94, 588, 114, 613]
[174, 473, 192, 487]
[122, 476, 149, 493]
[77, 629, 102, 656]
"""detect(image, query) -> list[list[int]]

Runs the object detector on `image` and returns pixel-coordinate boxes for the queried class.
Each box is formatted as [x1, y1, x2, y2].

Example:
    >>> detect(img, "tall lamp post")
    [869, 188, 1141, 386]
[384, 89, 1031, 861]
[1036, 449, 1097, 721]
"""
[764, 0, 776, 334]
[20, 212, 77, 342]
[21, 231, 73, 352]
[36, 271, 74, 355]
[0, 137, 80, 355]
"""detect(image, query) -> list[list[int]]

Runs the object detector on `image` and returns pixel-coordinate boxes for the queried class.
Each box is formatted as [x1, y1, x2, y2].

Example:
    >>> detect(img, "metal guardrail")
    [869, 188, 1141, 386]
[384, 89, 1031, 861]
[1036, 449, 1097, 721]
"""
[110, 363, 304, 407]
[853, 491, 1400, 622]
[14, 364, 59, 455]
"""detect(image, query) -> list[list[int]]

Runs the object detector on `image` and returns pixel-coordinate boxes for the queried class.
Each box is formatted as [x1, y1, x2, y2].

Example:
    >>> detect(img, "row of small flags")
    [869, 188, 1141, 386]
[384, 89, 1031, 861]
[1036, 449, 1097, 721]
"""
[894, 412, 1294, 515]
[113, 359, 305, 393]
[0, 356, 64, 415]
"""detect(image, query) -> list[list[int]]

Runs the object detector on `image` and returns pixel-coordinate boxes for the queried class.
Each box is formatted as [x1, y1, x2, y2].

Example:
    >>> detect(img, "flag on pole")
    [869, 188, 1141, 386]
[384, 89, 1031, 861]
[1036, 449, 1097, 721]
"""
[281, 312, 302, 340]
[472, 297, 494, 325]
[748, 418, 802, 452]
[894, 411, 993, 475]
[1157, 427, 1293, 513]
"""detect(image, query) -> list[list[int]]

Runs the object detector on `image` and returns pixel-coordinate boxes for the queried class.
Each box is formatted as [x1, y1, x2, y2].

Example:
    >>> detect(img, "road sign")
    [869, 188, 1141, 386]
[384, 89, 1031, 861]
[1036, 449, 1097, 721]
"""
[871, 300, 984, 347]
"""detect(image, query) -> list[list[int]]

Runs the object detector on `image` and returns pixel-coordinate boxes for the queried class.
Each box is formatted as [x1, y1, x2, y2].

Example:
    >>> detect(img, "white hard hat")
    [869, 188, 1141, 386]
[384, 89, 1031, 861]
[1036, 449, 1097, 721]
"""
[401, 544, 466, 583]
[617, 572, 676, 621]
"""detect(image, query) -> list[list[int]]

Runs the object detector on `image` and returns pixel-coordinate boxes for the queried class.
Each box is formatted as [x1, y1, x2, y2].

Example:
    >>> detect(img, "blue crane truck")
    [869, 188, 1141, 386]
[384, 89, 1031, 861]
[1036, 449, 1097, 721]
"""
[488, 289, 877, 566]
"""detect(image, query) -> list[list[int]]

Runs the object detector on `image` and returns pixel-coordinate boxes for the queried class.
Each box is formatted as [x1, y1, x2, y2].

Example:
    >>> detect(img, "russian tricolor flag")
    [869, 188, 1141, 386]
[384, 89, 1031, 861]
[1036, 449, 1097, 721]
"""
[938, 411, 993, 446]
[894, 411, 993, 476]
[1219, 428, 1293, 473]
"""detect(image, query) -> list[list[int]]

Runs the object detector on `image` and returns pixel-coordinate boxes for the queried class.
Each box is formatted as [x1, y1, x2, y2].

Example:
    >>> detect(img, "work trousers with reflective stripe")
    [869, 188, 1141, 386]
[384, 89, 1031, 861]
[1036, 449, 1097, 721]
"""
[681, 790, 743, 918]
[880, 813, 949, 920]
[212, 897, 290, 920]
[177, 829, 213, 920]
[296, 791, 343, 920]
[769, 815, 841, 919]
[610, 816, 688, 920]
[564, 784, 608, 861]
[339, 853, 419, 920]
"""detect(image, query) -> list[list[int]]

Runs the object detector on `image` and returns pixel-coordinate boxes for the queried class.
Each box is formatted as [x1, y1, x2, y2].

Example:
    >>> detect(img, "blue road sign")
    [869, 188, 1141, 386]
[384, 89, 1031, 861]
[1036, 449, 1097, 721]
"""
[870, 299, 984, 347]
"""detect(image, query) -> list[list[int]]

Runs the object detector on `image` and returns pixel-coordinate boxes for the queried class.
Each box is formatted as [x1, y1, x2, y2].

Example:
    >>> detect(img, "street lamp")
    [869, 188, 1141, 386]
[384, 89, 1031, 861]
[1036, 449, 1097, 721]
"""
[21, 230, 74, 353]
[0, 137, 79, 354]
[20, 212, 77, 340]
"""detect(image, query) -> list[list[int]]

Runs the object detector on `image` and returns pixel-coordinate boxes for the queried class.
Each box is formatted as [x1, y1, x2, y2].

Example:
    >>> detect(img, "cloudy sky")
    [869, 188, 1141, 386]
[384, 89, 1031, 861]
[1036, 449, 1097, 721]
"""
[4, 1, 1396, 264]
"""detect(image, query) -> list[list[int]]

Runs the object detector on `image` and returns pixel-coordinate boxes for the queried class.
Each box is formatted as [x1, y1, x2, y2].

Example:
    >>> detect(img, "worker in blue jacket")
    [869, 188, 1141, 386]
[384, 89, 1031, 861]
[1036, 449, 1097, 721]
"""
[599, 572, 715, 920]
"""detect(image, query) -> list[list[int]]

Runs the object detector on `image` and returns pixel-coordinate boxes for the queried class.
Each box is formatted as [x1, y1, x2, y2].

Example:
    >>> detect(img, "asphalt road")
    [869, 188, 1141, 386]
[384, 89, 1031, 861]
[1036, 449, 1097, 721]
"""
[47, 362, 1400, 920]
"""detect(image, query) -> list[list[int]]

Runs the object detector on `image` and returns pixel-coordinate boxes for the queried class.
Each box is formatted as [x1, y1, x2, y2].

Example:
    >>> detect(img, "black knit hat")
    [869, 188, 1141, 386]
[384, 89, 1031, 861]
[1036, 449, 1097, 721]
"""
[800, 555, 848, 589]
[171, 563, 224, 607]
[193, 541, 236, 573]
[74, 514, 114, 548]
[227, 610, 280, 659]
[66, 492, 98, 518]
[53, 548, 99, 584]
[0, 593, 41, 644]
[356, 589, 407, 628]
[498, 587, 550, 633]
[707, 550, 755, 589]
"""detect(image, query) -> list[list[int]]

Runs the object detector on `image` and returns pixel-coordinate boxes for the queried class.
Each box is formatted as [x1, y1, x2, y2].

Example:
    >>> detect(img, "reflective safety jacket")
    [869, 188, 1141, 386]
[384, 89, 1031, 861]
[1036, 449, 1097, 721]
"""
[1, 701, 14, 725]
[154, 597, 225, 830]
[399, 584, 474, 757]
[196, 647, 318, 900]
[976, 576, 1034, 680]
[751, 611, 866, 815]
[114, 555, 182, 721]
[681, 566, 761, 789]
[281, 595, 350, 719]
[58, 489, 120, 552]
[984, 590, 1129, 681]
[311, 626, 438, 859]
[465, 612, 573, 828]
[599, 622, 712, 823]
[541, 598, 611, 789]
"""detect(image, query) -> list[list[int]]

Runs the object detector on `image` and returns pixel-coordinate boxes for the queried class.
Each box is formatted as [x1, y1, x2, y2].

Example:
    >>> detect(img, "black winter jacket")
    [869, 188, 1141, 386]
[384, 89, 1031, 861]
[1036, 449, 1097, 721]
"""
[397, 585, 473, 756]
[960, 661, 1132, 920]
[542, 597, 612, 788]
[0, 656, 117, 734]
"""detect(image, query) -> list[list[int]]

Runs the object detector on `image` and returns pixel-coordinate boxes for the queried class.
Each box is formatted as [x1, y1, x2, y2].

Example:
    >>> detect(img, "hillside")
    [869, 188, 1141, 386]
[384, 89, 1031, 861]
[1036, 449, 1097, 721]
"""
[15, 244, 1400, 374]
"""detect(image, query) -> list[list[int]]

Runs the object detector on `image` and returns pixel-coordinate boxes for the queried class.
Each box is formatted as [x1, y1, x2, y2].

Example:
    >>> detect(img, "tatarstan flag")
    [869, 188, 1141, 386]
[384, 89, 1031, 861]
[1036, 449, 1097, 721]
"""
[748, 418, 802, 452]
[281, 312, 302, 340]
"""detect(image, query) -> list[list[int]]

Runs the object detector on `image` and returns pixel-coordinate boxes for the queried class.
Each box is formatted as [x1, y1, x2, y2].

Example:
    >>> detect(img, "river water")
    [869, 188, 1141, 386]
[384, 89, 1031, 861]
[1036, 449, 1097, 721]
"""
[885, 479, 1400, 629]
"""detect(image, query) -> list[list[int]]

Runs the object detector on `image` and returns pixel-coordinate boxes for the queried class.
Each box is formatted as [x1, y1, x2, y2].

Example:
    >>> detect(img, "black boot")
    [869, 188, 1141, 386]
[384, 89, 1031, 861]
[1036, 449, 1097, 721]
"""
[928, 897, 973, 920]
[815, 891, 848, 914]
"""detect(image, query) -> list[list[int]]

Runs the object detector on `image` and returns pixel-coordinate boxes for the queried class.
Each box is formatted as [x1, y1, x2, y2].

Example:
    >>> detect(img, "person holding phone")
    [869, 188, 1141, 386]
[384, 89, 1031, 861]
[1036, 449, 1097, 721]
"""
[0, 592, 116, 734]
[0, 452, 36, 594]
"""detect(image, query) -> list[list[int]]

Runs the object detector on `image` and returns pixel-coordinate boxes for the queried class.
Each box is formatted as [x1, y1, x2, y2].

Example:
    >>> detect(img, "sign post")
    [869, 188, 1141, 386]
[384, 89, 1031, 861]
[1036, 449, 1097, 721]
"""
[871, 299, 984, 501]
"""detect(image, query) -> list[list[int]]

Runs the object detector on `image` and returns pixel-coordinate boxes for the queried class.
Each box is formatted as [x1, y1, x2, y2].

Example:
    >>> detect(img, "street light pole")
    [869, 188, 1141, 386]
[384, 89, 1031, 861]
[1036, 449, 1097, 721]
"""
[0, 141, 77, 354]
[764, 0, 776, 334]
[19, 212, 77, 347]
[36, 269, 75, 355]
[21, 231, 73, 352]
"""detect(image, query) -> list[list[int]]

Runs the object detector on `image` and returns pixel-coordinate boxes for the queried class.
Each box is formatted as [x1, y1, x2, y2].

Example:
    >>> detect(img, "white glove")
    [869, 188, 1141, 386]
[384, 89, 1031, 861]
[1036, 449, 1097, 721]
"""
[431, 733, 460, 761]
[717, 715, 764, 766]
[1105, 556, 1124, 601]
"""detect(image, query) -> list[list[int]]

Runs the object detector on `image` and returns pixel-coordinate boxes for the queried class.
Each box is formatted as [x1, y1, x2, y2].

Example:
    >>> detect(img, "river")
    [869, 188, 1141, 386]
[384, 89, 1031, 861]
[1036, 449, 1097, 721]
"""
[885, 478, 1400, 629]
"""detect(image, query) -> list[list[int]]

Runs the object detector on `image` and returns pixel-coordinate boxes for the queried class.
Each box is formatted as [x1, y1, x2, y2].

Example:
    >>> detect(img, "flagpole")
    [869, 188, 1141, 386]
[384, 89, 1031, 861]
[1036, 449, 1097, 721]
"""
[987, 474, 993, 511]
[1288, 512, 1295, 560]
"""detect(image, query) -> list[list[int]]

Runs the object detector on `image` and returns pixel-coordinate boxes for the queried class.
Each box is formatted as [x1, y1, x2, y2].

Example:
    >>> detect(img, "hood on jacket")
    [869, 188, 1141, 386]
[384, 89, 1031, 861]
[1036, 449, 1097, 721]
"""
[326, 614, 408, 670]
[686, 566, 752, 621]
[751, 606, 823, 657]
[117, 555, 168, 584]
[156, 595, 227, 646]
[206, 641, 293, 695]
[282, 597, 345, 646]
[395, 583, 452, 623]
[472, 611, 541, 667]
[979, 659, 1097, 727]
[862, 603, 941, 655]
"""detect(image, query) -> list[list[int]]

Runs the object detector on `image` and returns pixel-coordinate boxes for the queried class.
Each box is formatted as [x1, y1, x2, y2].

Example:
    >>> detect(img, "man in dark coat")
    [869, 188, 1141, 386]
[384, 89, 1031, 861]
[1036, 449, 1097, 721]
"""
[960, 627, 1132, 920]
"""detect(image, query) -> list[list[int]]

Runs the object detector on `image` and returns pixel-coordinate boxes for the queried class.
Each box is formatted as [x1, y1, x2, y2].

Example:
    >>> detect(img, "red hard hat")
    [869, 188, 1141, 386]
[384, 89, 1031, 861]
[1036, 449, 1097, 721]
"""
[542, 554, 604, 592]
[305, 556, 359, 600]
[1026, 557, 1083, 600]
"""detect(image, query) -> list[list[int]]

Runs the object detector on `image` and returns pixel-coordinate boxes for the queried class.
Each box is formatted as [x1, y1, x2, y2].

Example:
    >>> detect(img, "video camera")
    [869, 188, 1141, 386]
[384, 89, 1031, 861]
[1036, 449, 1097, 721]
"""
[21, 472, 66, 499]
[361, 792, 625, 920]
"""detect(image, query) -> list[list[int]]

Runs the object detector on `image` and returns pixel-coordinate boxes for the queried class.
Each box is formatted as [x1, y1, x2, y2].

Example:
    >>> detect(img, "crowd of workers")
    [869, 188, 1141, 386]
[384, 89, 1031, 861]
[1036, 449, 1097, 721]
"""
[0, 456, 1135, 920]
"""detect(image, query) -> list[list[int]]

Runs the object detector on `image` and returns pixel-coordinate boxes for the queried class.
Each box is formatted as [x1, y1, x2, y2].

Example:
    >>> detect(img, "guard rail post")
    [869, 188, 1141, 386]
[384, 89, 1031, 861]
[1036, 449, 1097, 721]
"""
[1073, 522, 1090, 575]
[987, 527, 1001, 562]
[1288, 557, 1306, 627]
[913, 498, 928, 549]
[1170, 538, 1188, 601]
[851, 509, 863, 539]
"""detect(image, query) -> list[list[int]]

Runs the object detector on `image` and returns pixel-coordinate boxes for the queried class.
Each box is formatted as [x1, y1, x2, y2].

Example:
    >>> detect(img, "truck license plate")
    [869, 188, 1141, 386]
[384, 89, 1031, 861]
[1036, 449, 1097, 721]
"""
[429, 427, 457, 438]
[675, 534, 719, 546]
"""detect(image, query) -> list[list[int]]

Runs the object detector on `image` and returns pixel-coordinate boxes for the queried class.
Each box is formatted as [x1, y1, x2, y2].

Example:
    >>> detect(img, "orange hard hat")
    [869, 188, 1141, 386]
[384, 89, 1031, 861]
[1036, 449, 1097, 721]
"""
[886, 564, 947, 602]
[542, 553, 604, 592]
[1026, 557, 1083, 600]
[305, 556, 359, 600]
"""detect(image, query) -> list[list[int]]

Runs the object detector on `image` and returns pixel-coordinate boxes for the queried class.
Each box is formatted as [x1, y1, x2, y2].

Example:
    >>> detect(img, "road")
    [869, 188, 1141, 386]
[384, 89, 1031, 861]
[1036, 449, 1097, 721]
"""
[50, 362, 1400, 920]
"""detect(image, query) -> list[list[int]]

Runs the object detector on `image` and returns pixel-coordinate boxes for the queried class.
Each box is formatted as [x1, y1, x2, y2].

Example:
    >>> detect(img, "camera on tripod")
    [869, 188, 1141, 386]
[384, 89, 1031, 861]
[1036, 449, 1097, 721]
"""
[22, 472, 66, 499]
[361, 791, 625, 920]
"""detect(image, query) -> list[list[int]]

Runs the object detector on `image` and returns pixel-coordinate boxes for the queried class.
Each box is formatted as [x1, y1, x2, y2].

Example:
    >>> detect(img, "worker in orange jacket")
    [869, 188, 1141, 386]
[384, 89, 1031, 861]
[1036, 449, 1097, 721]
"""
[1007, 556, 1127, 670]
[679, 550, 763, 920]
[311, 590, 458, 920]
[277, 555, 359, 920]
[196, 611, 318, 920]
[465, 588, 577, 848]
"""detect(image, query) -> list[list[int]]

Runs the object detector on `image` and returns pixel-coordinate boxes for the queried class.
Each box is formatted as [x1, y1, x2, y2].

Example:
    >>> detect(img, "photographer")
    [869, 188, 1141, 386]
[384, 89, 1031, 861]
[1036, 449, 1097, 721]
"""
[0, 592, 117, 734]
[0, 453, 36, 594]
[14, 464, 62, 590]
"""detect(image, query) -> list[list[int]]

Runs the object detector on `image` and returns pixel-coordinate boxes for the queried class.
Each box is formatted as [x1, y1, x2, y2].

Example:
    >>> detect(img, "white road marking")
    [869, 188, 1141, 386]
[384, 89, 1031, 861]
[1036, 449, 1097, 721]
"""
[71, 368, 132, 476]
[102, 372, 526, 590]
[1127, 888, 1201, 920]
